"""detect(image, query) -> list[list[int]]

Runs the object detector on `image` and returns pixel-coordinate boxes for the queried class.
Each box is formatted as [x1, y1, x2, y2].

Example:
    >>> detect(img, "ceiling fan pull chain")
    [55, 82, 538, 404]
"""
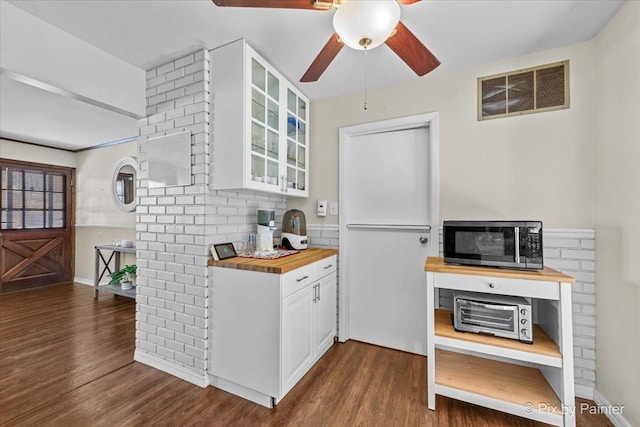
[364, 48, 368, 111]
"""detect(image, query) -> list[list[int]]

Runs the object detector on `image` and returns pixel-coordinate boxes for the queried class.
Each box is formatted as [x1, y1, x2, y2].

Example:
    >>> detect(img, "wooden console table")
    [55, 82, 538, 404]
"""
[94, 245, 136, 299]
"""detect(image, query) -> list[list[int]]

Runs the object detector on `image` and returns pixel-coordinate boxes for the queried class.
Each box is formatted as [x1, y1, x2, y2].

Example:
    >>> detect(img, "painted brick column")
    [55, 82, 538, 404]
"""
[134, 50, 211, 385]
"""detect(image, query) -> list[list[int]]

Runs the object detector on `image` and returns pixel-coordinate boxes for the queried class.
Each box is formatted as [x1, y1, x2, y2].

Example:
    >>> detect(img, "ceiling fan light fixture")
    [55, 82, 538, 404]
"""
[333, 0, 401, 51]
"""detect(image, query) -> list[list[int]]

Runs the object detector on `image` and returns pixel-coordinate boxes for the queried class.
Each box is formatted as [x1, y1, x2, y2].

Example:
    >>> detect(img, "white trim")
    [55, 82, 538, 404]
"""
[338, 112, 440, 343]
[208, 375, 273, 408]
[307, 224, 339, 232]
[593, 389, 631, 427]
[575, 383, 594, 400]
[134, 350, 208, 388]
[0, 67, 144, 120]
[75, 223, 136, 229]
[544, 229, 595, 239]
[74, 277, 93, 286]
[435, 336, 562, 368]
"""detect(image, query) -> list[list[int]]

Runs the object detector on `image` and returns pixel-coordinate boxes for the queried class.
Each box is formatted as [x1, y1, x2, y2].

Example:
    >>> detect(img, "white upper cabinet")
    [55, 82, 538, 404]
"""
[210, 40, 309, 197]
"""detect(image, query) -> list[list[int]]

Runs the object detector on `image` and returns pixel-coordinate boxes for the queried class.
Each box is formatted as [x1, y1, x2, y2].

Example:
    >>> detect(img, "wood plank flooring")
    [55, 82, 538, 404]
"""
[0, 283, 612, 427]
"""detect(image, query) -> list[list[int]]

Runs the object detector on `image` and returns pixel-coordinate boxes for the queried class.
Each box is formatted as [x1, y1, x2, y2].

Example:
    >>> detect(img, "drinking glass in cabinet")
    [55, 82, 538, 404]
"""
[297, 170, 305, 191]
[267, 131, 279, 160]
[251, 155, 265, 182]
[297, 146, 306, 168]
[267, 161, 279, 186]
[287, 141, 296, 165]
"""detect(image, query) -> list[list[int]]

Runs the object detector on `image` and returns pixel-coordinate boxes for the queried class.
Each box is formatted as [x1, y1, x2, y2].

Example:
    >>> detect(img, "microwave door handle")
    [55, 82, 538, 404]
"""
[514, 227, 520, 264]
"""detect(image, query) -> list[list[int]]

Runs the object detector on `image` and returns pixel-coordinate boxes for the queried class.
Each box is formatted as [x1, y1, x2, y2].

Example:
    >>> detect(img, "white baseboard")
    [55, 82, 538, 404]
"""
[209, 375, 273, 408]
[74, 276, 93, 286]
[134, 350, 208, 388]
[592, 389, 631, 427]
[575, 384, 594, 400]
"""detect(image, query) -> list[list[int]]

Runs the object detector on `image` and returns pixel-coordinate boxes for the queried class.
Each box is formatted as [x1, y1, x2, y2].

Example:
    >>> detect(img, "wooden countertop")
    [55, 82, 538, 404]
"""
[424, 256, 575, 283]
[208, 248, 338, 274]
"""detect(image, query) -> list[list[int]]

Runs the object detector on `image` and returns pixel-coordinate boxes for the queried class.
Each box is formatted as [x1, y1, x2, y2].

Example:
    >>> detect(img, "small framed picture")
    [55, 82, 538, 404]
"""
[213, 243, 237, 260]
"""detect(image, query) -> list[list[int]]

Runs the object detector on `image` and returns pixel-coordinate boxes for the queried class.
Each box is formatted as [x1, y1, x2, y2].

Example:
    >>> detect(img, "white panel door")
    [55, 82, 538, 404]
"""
[348, 229, 430, 355]
[345, 126, 433, 355]
[348, 128, 430, 225]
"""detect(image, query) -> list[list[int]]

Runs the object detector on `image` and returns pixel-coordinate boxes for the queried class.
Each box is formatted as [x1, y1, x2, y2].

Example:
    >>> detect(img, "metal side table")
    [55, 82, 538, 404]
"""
[94, 245, 136, 298]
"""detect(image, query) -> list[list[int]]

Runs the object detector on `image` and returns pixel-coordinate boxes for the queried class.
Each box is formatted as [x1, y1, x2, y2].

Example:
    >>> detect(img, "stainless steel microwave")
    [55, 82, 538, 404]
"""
[443, 220, 543, 270]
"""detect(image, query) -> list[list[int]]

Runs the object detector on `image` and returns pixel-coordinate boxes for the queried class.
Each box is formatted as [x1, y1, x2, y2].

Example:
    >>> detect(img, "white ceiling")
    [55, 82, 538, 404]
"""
[1, 0, 625, 150]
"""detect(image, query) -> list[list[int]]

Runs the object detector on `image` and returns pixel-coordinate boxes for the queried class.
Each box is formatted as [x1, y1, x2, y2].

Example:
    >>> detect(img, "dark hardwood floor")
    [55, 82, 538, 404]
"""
[0, 283, 612, 426]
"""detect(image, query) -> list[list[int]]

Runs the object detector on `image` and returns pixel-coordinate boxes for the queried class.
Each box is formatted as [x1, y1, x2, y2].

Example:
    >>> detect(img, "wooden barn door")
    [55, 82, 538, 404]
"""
[0, 159, 75, 293]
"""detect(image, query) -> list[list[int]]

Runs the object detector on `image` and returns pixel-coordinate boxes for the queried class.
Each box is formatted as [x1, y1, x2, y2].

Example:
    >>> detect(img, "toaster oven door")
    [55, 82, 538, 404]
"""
[456, 299, 519, 336]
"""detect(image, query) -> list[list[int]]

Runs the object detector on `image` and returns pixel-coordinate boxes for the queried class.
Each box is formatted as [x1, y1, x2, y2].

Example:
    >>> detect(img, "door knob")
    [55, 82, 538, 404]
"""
[419, 236, 429, 244]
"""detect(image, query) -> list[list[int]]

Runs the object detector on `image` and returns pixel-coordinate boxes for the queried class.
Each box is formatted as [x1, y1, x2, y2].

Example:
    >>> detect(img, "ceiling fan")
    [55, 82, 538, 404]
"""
[212, 0, 440, 83]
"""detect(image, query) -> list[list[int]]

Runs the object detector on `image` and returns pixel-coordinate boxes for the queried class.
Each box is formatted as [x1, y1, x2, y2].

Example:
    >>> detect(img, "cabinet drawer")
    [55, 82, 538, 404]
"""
[282, 264, 316, 298]
[435, 273, 559, 300]
[315, 255, 337, 279]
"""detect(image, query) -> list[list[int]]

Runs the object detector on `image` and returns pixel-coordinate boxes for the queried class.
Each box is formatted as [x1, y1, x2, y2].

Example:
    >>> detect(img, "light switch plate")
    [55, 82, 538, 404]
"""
[329, 201, 338, 216]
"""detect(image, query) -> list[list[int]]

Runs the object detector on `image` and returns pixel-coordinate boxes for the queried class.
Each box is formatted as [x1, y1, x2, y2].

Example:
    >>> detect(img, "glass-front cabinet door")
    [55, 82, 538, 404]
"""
[210, 40, 309, 198]
[246, 48, 309, 197]
[250, 57, 281, 191]
[285, 87, 308, 196]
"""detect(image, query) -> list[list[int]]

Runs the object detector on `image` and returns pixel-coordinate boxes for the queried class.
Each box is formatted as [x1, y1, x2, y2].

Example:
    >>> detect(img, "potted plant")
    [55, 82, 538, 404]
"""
[108, 264, 137, 290]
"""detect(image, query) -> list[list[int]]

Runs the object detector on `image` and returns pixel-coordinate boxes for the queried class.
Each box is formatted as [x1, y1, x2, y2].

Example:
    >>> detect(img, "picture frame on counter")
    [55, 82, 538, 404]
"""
[213, 243, 237, 260]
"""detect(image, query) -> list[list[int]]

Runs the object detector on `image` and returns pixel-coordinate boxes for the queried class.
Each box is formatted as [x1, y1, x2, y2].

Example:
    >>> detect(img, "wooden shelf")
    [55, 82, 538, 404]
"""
[424, 256, 575, 283]
[435, 349, 562, 420]
[434, 309, 561, 365]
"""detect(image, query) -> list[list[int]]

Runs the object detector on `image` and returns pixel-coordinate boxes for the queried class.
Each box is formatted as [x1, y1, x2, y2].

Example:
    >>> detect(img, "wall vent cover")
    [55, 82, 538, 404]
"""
[478, 60, 569, 120]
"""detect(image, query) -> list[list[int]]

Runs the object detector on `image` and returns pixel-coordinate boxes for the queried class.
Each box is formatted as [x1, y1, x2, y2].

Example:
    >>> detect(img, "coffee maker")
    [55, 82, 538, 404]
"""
[257, 209, 276, 252]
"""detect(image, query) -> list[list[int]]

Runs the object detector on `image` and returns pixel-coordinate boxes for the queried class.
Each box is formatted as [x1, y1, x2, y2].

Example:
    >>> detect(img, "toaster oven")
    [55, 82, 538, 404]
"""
[454, 291, 533, 343]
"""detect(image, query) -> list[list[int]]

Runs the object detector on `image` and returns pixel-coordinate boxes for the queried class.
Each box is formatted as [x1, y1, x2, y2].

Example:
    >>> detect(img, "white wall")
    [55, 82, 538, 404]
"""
[75, 142, 137, 281]
[1, 138, 76, 167]
[289, 40, 597, 229]
[594, 2, 640, 426]
[0, 1, 145, 116]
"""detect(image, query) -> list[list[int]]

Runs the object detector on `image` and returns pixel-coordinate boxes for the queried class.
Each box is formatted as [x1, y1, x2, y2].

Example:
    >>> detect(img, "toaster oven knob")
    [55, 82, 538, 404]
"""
[521, 329, 528, 336]
[520, 308, 527, 316]
[521, 319, 527, 325]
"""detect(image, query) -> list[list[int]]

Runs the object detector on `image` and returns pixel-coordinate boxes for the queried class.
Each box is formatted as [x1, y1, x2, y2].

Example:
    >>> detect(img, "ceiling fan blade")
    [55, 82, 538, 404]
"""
[385, 21, 440, 76]
[212, 0, 329, 10]
[300, 33, 344, 82]
[397, 0, 422, 5]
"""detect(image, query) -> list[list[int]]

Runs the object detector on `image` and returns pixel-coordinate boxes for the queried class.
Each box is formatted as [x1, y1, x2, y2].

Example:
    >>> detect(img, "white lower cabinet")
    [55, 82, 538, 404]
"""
[282, 283, 315, 395]
[209, 255, 337, 407]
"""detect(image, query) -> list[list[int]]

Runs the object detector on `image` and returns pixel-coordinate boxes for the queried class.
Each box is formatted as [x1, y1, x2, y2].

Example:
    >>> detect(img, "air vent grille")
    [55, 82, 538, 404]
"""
[478, 60, 569, 120]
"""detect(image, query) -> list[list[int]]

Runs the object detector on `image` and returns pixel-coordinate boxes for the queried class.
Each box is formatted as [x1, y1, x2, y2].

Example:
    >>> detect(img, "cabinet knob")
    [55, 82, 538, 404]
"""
[488, 283, 495, 288]
[419, 236, 429, 244]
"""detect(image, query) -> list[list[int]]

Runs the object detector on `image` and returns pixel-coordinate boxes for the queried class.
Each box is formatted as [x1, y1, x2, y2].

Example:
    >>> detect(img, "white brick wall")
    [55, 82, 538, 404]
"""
[136, 50, 211, 379]
[317, 225, 597, 397]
